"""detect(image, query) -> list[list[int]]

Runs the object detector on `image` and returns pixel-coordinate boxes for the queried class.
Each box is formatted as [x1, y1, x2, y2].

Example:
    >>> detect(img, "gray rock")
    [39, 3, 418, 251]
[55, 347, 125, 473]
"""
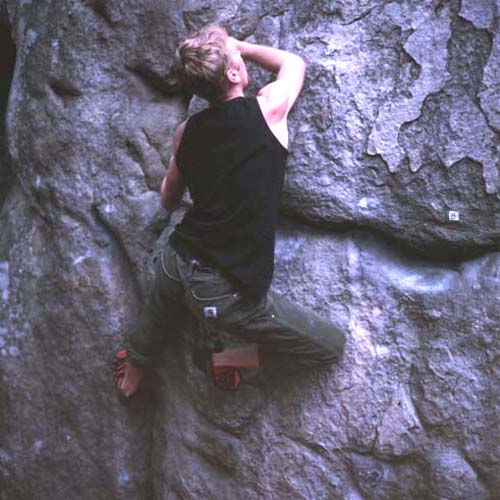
[429, 446, 488, 500]
[0, 4, 14, 211]
[151, 219, 499, 499]
[279, 0, 499, 256]
[0, 0, 499, 499]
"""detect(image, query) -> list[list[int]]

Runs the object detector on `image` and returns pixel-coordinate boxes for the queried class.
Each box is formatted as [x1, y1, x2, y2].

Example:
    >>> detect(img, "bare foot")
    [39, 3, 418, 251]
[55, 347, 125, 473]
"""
[118, 362, 144, 398]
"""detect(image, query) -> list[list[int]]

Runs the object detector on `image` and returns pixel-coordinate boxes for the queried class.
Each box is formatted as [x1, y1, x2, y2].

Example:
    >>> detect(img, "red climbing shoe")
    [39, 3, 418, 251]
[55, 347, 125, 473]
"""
[112, 348, 143, 403]
[211, 365, 242, 391]
[112, 348, 129, 402]
[210, 344, 260, 391]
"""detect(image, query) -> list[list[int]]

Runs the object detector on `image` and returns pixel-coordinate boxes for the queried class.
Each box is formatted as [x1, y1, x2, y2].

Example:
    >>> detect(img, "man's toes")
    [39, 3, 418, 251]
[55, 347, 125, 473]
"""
[117, 378, 125, 393]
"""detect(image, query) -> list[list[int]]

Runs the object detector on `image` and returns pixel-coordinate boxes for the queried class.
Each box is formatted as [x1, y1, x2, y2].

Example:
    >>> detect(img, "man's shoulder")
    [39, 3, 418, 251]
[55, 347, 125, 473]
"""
[256, 86, 289, 126]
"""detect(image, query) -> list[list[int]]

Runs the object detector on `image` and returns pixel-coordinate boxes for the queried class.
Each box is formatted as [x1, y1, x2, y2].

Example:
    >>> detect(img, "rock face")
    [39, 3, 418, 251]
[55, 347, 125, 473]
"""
[0, 4, 14, 210]
[0, 1, 498, 499]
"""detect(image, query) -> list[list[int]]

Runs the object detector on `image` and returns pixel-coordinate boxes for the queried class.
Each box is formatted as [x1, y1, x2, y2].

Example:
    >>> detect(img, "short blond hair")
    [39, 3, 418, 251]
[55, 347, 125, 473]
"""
[175, 25, 232, 103]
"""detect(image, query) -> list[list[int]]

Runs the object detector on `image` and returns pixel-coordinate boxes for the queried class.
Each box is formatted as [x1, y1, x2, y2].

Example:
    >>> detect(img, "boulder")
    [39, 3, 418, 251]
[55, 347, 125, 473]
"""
[0, 0, 498, 498]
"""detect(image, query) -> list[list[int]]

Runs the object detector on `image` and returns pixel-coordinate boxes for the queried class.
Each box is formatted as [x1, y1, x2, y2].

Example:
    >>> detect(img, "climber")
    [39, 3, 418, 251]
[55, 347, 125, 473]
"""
[113, 25, 346, 398]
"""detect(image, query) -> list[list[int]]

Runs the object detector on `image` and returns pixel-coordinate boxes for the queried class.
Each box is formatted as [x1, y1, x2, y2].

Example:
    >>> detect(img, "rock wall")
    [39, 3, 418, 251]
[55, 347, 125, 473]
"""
[0, 4, 15, 210]
[0, 1, 498, 499]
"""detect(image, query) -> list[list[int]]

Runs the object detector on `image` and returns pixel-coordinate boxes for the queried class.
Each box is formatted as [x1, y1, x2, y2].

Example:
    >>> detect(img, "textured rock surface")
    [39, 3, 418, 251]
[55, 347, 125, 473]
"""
[0, 1, 499, 499]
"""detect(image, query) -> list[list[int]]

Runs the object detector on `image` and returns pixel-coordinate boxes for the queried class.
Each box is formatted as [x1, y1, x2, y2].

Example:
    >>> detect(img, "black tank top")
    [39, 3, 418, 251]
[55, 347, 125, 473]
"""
[169, 96, 288, 299]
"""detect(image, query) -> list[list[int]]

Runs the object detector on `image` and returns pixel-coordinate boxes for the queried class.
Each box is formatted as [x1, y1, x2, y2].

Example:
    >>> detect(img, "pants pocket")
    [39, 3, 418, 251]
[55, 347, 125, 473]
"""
[161, 247, 181, 282]
[188, 267, 240, 321]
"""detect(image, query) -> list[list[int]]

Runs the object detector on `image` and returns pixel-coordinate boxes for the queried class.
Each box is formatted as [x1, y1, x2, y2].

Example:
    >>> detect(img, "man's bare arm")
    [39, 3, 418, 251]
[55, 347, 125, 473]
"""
[160, 121, 186, 212]
[236, 40, 306, 121]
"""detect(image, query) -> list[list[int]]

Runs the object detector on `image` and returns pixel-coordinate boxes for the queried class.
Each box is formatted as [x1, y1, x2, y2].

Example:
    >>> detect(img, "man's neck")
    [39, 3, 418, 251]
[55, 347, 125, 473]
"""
[219, 86, 245, 103]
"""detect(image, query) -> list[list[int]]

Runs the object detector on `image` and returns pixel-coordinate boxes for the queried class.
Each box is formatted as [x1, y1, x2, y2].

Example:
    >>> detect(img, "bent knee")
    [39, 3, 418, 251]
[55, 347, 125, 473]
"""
[310, 331, 346, 367]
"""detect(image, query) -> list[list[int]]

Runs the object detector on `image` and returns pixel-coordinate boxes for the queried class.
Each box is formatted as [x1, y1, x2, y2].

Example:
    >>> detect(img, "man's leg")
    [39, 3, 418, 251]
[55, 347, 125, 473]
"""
[231, 291, 346, 368]
[180, 259, 346, 370]
[117, 244, 187, 397]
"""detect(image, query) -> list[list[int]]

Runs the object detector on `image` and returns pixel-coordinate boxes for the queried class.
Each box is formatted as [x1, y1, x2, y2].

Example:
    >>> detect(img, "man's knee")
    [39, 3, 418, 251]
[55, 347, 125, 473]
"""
[306, 327, 346, 367]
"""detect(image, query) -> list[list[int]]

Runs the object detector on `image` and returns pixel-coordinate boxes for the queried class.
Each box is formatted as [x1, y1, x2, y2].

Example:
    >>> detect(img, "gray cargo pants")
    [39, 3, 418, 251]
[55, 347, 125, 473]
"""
[127, 243, 345, 368]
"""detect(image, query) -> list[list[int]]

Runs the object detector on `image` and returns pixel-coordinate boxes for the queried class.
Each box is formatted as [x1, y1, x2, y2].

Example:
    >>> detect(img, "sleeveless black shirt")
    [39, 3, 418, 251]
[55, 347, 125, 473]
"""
[169, 96, 288, 299]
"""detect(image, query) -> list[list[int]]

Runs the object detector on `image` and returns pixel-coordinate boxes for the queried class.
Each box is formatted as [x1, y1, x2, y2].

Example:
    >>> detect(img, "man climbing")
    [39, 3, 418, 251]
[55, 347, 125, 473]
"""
[113, 25, 346, 398]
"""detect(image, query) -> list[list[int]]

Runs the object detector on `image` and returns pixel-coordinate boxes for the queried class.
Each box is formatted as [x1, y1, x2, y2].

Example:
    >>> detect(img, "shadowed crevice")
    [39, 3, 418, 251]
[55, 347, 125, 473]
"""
[48, 79, 82, 106]
[126, 64, 179, 98]
[343, 4, 379, 26]
[279, 211, 499, 265]
[81, 0, 115, 28]
[0, 18, 16, 212]
[91, 202, 144, 304]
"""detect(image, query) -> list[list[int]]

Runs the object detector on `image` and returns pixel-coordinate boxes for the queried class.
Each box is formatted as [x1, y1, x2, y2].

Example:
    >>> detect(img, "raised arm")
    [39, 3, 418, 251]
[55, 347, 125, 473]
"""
[236, 40, 306, 122]
[160, 121, 186, 212]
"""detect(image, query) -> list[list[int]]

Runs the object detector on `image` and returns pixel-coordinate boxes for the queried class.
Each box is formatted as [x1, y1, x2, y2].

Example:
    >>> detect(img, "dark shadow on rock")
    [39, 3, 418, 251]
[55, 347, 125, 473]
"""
[0, 17, 15, 212]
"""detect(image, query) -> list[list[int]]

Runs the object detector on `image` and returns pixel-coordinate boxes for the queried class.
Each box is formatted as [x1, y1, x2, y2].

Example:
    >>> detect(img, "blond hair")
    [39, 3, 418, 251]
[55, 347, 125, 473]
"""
[175, 25, 232, 103]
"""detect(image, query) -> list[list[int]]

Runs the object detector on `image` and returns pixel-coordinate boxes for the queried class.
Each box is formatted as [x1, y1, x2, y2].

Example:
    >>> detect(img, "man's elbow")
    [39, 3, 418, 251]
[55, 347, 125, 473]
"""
[296, 55, 306, 75]
[281, 54, 306, 83]
[161, 193, 181, 212]
[161, 200, 181, 213]
[160, 176, 183, 212]
[288, 53, 306, 71]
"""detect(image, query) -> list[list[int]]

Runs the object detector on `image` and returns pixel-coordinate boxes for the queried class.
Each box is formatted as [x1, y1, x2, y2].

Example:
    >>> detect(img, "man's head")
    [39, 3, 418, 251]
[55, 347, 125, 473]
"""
[175, 25, 248, 103]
